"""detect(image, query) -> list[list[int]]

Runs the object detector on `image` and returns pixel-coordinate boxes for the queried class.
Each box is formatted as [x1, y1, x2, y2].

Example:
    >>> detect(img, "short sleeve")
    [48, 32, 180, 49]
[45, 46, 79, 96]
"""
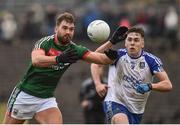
[33, 36, 52, 52]
[72, 44, 89, 59]
[145, 53, 164, 75]
[114, 49, 127, 66]
[117, 49, 127, 57]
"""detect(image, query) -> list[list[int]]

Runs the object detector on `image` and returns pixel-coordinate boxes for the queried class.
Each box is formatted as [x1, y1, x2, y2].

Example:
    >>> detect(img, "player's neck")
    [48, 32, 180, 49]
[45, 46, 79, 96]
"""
[128, 50, 143, 59]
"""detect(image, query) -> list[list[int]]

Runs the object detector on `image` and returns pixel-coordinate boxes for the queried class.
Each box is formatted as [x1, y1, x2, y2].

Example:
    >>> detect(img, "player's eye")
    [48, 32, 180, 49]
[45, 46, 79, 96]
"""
[134, 38, 140, 42]
[69, 27, 74, 32]
[127, 37, 132, 42]
[62, 26, 68, 30]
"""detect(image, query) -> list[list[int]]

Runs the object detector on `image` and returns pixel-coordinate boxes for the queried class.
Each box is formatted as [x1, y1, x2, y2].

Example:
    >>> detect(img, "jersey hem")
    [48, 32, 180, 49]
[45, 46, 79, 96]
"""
[19, 87, 54, 99]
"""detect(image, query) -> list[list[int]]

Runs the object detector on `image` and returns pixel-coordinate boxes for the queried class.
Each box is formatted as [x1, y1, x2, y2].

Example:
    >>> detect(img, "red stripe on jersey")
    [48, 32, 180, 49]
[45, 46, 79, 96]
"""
[47, 48, 62, 56]
[82, 51, 90, 60]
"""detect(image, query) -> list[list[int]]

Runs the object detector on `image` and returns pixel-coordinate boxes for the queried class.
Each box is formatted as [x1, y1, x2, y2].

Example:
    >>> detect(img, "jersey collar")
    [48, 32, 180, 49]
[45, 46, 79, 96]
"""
[127, 49, 144, 59]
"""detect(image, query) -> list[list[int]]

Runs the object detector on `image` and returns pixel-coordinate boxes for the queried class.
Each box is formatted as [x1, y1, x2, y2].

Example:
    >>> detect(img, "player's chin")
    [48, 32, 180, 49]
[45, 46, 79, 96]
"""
[63, 37, 72, 44]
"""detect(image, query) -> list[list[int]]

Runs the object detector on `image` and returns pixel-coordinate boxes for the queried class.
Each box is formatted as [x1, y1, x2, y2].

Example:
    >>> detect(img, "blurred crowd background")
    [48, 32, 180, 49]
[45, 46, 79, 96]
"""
[0, 0, 180, 123]
[0, 0, 180, 49]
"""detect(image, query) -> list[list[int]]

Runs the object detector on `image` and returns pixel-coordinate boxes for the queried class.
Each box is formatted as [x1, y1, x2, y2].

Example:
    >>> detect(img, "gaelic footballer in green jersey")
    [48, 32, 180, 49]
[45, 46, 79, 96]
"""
[17, 34, 90, 98]
[4, 12, 123, 124]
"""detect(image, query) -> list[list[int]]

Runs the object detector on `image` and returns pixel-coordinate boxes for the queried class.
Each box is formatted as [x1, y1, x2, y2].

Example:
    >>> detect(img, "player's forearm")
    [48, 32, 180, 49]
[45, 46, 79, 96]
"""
[91, 63, 104, 86]
[32, 55, 57, 67]
[94, 54, 113, 64]
[152, 80, 172, 92]
[85, 52, 113, 65]
[95, 41, 113, 53]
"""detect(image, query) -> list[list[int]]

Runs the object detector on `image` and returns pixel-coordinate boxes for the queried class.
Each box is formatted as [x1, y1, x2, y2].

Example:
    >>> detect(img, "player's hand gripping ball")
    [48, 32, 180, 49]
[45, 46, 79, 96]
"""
[87, 20, 110, 43]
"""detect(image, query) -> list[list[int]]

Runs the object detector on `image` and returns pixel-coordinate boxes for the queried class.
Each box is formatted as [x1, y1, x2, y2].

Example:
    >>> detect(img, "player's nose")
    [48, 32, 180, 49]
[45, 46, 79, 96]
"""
[130, 40, 135, 45]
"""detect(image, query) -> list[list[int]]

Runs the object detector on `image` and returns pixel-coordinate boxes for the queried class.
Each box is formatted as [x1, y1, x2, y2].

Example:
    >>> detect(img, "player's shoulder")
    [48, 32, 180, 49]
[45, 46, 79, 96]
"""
[39, 35, 55, 43]
[70, 42, 89, 50]
[34, 35, 54, 49]
[142, 51, 162, 64]
[143, 51, 160, 59]
[117, 48, 127, 57]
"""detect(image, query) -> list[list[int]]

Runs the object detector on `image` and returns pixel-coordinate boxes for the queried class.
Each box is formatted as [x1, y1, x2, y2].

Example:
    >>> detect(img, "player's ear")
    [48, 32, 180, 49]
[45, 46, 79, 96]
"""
[125, 40, 128, 48]
[54, 26, 57, 33]
[141, 38, 145, 48]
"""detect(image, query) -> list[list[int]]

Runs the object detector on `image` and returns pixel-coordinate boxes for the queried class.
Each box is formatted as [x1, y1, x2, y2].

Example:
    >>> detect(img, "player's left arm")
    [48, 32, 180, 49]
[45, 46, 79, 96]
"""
[82, 41, 115, 64]
[152, 71, 172, 92]
[83, 51, 114, 65]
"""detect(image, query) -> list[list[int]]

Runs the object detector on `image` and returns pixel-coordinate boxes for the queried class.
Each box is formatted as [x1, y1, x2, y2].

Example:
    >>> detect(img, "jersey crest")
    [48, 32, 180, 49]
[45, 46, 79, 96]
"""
[139, 62, 145, 69]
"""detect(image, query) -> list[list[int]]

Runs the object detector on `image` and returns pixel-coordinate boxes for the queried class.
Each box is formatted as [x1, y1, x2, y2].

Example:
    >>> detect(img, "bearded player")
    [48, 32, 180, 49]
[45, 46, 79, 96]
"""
[3, 12, 128, 124]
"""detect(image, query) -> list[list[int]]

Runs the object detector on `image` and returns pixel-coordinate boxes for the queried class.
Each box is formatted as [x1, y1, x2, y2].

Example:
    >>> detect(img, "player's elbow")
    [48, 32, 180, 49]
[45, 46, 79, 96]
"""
[165, 80, 173, 91]
[32, 59, 40, 67]
[32, 57, 42, 67]
[91, 63, 104, 70]
[167, 82, 173, 91]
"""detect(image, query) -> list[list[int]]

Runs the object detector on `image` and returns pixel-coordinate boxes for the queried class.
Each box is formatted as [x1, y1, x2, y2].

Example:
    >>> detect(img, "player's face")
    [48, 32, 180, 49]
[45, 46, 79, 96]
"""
[125, 32, 144, 58]
[55, 20, 75, 44]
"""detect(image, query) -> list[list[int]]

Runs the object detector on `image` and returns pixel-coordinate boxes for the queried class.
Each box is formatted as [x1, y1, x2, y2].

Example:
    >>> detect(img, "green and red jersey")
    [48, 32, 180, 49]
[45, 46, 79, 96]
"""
[16, 34, 89, 98]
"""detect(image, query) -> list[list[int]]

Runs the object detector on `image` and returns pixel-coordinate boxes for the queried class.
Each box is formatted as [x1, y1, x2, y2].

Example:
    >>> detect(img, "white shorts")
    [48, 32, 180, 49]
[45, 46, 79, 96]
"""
[7, 87, 58, 120]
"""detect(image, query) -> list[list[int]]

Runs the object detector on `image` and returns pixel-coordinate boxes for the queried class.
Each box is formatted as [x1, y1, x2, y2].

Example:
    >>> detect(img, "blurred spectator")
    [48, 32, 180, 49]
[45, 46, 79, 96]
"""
[20, 3, 44, 40]
[79, 77, 106, 124]
[118, 15, 131, 28]
[147, 7, 160, 38]
[82, 2, 101, 28]
[0, 11, 17, 45]
[135, 9, 150, 35]
[44, 4, 57, 35]
[164, 6, 179, 49]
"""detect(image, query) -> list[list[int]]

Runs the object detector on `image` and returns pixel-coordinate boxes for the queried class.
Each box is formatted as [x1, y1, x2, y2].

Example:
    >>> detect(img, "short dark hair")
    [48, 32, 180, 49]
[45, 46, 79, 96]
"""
[127, 26, 145, 38]
[56, 12, 75, 26]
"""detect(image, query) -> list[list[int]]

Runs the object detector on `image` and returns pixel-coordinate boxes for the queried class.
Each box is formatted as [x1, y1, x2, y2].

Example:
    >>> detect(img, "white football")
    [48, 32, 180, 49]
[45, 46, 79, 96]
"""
[87, 20, 110, 43]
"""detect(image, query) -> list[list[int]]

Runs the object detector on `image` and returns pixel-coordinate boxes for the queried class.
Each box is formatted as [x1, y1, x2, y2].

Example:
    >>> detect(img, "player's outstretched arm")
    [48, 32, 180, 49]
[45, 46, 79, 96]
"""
[83, 51, 113, 65]
[84, 49, 119, 65]
[32, 48, 79, 67]
[95, 41, 113, 53]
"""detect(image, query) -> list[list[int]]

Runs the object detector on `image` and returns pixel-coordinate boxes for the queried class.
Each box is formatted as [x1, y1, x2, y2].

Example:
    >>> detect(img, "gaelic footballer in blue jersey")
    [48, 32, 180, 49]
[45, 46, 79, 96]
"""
[91, 26, 172, 124]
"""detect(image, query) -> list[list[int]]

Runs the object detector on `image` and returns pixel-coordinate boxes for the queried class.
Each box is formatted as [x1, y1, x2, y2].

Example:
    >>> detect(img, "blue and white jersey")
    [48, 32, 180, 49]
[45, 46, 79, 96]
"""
[104, 49, 164, 114]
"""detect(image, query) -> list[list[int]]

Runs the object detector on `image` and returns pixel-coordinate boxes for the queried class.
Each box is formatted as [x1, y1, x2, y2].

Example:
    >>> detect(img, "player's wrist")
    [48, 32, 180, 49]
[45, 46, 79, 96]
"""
[104, 49, 118, 60]
[94, 82, 103, 87]
[109, 39, 116, 45]
[55, 55, 61, 64]
[95, 82, 102, 85]
[55, 56, 59, 63]
[148, 83, 152, 90]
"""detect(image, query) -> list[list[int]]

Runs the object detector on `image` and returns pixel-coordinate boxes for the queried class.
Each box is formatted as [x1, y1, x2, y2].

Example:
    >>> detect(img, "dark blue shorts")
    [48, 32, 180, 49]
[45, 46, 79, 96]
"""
[103, 101, 143, 124]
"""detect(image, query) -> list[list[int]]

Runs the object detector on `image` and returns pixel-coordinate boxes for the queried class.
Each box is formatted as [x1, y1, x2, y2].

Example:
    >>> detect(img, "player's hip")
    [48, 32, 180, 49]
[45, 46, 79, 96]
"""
[103, 101, 143, 124]
[7, 87, 58, 120]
